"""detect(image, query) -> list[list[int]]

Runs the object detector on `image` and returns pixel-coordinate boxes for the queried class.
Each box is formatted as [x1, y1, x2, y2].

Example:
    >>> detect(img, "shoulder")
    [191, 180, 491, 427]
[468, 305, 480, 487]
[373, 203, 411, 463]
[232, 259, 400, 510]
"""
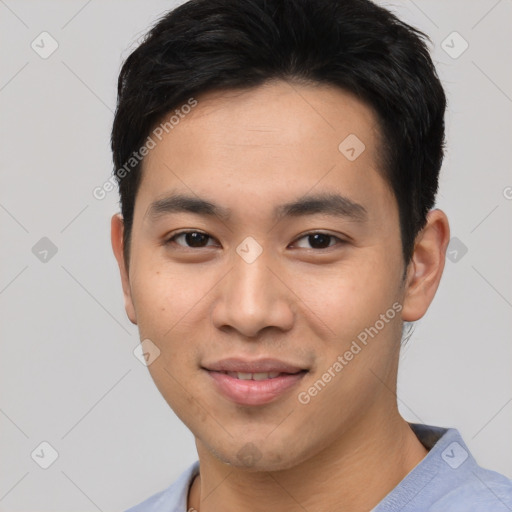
[374, 424, 512, 512]
[124, 461, 200, 512]
[125, 486, 172, 512]
[428, 466, 512, 512]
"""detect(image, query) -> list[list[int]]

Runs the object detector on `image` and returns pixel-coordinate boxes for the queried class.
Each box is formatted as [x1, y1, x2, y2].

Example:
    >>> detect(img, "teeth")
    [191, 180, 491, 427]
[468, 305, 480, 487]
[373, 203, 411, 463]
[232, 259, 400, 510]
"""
[226, 371, 282, 380]
[253, 372, 271, 381]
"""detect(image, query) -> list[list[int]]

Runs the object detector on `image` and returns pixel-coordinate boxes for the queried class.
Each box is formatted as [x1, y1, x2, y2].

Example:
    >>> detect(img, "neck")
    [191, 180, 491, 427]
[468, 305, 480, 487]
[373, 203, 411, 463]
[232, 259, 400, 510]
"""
[188, 408, 428, 512]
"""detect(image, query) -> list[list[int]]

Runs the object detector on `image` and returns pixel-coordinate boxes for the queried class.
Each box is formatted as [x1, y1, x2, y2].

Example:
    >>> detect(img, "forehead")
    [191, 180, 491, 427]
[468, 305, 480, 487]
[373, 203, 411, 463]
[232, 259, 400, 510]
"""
[136, 79, 395, 227]
[166, 80, 381, 154]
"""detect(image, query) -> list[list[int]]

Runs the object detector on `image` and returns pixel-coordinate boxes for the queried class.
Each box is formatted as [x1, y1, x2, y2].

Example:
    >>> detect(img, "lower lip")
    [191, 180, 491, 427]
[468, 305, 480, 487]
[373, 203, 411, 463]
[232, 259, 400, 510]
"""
[206, 370, 307, 406]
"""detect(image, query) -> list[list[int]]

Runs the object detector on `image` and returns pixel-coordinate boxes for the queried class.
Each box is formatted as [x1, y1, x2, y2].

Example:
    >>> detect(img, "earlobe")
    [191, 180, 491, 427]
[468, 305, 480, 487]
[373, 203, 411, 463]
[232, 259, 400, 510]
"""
[111, 213, 137, 325]
[401, 209, 451, 322]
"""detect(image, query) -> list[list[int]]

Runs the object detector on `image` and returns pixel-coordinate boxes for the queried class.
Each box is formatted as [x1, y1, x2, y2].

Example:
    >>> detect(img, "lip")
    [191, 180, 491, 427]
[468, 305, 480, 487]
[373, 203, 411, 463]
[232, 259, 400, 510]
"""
[202, 358, 308, 406]
[205, 370, 307, 406]
[203, 357, 306, 374]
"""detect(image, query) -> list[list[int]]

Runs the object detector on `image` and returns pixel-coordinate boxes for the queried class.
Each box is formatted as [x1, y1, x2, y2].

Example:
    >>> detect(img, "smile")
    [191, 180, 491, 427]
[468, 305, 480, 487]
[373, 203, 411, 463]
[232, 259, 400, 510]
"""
[205, 368, 308, 406]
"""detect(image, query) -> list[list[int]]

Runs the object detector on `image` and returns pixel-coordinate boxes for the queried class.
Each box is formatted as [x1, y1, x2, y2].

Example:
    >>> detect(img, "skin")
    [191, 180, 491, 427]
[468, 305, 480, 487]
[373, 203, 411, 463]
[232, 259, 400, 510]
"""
[111, 79, 450, 511]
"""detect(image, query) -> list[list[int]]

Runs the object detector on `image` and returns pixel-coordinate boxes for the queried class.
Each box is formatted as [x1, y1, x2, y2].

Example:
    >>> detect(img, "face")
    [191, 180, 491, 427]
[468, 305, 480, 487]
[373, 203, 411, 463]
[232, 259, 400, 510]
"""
[114, 80, 413, 471]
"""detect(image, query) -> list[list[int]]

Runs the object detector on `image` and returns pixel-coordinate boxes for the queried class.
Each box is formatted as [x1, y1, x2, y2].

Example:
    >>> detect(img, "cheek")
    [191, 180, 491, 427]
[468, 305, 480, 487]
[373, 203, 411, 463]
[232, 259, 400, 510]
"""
[132, 268, 210, 418]
[147, 357, 211, 431]
[293, 257, 397, 339]
[131, 263, 212, 339]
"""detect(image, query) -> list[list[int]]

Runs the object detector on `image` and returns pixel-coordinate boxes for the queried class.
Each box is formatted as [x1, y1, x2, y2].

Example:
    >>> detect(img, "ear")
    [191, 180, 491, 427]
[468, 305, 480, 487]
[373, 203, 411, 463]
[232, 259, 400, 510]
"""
[111, 213, 137, 325]
[401, 209, 451, 322]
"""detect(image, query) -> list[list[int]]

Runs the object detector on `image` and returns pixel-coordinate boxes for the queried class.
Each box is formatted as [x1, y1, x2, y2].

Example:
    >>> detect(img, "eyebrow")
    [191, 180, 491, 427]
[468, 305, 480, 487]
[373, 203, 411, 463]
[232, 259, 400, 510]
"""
[146, 192, 368, 224]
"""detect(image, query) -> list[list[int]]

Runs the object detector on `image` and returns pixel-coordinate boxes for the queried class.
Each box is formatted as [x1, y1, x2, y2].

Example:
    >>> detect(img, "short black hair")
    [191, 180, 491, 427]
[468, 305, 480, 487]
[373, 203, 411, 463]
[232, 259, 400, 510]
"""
[111, 0, 446, 273]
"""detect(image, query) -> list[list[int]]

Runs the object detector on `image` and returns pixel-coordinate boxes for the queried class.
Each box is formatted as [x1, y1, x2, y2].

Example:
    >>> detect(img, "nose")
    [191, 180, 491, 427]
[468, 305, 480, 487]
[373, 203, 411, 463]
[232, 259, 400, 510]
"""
[211, 244, 295, 339]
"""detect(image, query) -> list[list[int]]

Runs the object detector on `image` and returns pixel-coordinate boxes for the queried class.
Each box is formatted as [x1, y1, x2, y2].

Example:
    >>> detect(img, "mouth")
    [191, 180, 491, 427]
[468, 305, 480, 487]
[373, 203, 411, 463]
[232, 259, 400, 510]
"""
[202, 358, 309, 406]
[217, 370, 304, 380]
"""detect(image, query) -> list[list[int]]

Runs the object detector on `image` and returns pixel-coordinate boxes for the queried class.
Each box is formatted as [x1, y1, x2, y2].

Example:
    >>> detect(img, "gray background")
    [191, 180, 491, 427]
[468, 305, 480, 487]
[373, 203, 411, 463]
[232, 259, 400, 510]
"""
[0, 0, 511, 510]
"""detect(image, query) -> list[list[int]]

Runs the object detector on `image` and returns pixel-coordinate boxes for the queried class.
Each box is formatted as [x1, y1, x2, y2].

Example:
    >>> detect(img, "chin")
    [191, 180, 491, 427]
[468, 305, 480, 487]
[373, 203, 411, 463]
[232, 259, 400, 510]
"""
[206, 440, 309, 472]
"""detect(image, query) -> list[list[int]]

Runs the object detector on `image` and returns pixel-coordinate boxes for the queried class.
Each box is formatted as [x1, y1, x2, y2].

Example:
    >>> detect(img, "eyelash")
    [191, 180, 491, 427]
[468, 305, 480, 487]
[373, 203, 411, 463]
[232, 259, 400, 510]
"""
[165, 230, 346, 251]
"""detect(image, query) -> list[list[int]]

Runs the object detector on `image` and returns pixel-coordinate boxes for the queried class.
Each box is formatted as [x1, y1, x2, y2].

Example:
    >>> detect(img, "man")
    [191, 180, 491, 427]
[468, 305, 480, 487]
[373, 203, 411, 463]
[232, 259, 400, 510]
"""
[110, 0, 512, 510]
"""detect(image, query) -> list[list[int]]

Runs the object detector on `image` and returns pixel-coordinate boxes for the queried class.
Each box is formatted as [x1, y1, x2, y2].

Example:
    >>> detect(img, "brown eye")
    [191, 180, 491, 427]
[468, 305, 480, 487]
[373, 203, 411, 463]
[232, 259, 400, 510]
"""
[292, 232, 344, 250]
[167, 231, 217, 248]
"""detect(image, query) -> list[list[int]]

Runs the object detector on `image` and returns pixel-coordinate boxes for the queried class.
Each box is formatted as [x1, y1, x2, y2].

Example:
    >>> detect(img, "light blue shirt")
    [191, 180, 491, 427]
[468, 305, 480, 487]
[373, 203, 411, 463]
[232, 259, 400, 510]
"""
[126, 423, 512, 511]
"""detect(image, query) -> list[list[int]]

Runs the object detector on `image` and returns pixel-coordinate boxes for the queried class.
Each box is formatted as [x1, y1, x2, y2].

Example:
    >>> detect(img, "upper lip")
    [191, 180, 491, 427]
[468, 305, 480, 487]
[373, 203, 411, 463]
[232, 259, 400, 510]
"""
[203, 358, 307, 374]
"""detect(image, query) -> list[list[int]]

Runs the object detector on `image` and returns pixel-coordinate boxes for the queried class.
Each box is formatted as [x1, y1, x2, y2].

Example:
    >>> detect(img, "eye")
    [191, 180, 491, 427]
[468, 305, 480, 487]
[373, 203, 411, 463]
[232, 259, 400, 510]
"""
[291, 232, 345, 250]
[165, 230, 345, 251]
[166, 230, 218, 248]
